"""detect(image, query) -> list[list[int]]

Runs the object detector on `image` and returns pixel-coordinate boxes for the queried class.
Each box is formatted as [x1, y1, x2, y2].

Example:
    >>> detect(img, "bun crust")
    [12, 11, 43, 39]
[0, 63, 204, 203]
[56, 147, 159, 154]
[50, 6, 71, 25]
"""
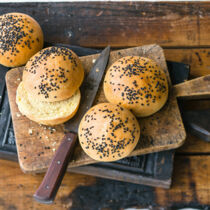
[104, 56, 169, 117]
[16, 82, 81, 126]
[78, 103, 140, 162]
[0, 13, 43, 67]
[23, 46, 84, 102]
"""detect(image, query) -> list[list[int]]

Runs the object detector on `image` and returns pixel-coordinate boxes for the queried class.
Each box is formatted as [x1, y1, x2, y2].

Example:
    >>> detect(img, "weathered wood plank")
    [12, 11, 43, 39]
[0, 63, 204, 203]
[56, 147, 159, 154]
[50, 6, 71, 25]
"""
[155, 155, 210, 207]
[0, 159, 96, 210]
[1, 2, 210, 48]
[164, 48, 210, 77]
[1, 155, 210, 209]
[178, 133, 210, 154]
[63, 155, 210, 209]
[173, 75, 210, 99]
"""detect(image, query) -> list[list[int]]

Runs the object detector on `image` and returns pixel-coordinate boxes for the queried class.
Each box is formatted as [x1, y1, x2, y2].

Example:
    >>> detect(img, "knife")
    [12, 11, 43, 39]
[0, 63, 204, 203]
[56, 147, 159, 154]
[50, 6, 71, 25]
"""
[33, 46, 110, 204]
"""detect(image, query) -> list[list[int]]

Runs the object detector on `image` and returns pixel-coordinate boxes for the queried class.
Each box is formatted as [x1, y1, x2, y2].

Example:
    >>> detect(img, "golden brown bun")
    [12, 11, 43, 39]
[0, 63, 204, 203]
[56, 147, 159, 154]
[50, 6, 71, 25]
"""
[16, 82, 81, 126]
[78, 103, 140, 162]
[22, 46, 84, 102]
[0, 13, 44, 67]
[104, 56, 169, 117]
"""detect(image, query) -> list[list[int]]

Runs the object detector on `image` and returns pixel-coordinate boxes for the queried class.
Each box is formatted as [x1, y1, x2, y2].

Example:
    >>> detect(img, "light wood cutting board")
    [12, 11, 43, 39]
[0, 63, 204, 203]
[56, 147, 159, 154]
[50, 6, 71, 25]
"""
[6, 44, 210, 174]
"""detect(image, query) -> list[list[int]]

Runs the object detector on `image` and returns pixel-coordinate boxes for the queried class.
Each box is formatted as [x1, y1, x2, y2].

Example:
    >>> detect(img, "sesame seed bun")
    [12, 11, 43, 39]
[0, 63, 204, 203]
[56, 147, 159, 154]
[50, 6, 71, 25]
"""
[0, 12, 44, 67]
[22, 46, 84, 102]
[104, 56, 169, 117]
[78, 103, 140, 162]
[16, 82, 81, 126]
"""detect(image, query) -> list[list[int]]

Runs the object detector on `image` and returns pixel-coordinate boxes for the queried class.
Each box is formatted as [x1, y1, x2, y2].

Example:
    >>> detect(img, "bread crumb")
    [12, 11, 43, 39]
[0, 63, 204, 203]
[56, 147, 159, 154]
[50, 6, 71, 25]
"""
[92, 59, 96, 63]
[28, 129, 33, 135]
[16, 113, 21, 117]
[45, 136, 48, 139]
[67, 31, 72, 38]
[96, 11, 103, 17]
[17, 78, 21, 81]
[63, 199, 72, 209]
[96, 68, 99, 72]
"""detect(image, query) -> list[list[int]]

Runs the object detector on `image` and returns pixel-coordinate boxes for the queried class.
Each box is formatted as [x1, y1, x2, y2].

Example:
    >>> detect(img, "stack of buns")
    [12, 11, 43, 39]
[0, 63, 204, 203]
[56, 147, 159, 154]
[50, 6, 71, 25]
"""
[16, 46, 84, 125]
[0, 12, 43, 67]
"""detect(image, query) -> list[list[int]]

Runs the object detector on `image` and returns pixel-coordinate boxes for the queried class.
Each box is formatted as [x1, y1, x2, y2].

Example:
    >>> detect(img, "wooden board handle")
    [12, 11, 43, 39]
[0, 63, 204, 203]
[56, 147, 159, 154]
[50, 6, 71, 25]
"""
[173, 75, 210, 99]
[33, 133, 77, 204]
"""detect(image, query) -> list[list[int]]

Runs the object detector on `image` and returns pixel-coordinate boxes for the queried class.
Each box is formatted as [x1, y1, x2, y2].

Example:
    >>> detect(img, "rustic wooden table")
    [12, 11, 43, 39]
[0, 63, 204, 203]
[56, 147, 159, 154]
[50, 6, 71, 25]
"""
[0, 2, 210, 209]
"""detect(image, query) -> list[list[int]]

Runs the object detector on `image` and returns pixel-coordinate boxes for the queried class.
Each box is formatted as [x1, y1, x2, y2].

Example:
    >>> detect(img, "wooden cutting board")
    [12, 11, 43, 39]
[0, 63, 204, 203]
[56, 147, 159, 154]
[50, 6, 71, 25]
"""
[6, 44, 209, 174]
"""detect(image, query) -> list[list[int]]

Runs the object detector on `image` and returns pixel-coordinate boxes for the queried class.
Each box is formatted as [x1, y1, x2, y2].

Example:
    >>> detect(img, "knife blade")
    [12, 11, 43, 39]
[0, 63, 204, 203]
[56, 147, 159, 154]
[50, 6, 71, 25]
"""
[64, 46, 110, 133]
[33, 46, 110, 204]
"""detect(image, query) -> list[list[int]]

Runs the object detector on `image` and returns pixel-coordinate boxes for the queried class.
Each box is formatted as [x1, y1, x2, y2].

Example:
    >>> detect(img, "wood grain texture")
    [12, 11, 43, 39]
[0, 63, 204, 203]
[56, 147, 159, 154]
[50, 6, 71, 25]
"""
[69, 150, 174, 189]
[174, 75, 210, 99]
[165, 48, 210, 78]
[178, 133, 210, 154]
[1, 156, 210, 209]
[58, 155, 210, 209]
[6, 45, 186, 173]
[1, 2, 210, 48]
[155, 155, 210, 207]
[0, 159, 96, 210]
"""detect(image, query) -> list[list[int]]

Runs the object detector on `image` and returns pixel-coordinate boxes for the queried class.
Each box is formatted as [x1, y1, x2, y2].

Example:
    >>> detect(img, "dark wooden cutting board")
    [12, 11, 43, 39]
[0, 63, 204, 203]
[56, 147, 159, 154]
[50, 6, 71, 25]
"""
[6, 44, 209, 174]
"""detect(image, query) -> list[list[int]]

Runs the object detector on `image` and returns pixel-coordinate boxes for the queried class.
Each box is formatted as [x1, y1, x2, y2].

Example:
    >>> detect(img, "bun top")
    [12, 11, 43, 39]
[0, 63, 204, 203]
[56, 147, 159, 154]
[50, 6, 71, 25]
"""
[78, 103, 140, 162]
[104, 56, 169, 117]
[23, 46, 84, 102]
[0, 12, 43, 67]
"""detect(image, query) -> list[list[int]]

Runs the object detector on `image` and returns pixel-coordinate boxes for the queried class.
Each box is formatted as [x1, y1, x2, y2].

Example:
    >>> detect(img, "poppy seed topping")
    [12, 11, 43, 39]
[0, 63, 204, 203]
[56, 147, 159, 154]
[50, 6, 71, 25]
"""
[0, 13, 43, 67]
[79, 103, 140, 162]
[104, 56, 169, 117]
[22, 46, 84, 102]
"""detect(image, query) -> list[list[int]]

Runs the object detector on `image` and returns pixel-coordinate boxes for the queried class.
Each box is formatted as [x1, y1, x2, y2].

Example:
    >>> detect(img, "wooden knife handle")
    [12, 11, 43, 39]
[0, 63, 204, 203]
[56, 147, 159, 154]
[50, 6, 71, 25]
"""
[33, 132, 77, 204]
[173, 75, 210, 99]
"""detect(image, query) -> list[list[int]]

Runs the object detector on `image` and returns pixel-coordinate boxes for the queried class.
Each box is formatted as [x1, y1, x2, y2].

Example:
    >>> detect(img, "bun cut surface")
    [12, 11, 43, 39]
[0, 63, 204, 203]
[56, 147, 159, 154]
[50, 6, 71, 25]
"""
[16, 82, 81, 126]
